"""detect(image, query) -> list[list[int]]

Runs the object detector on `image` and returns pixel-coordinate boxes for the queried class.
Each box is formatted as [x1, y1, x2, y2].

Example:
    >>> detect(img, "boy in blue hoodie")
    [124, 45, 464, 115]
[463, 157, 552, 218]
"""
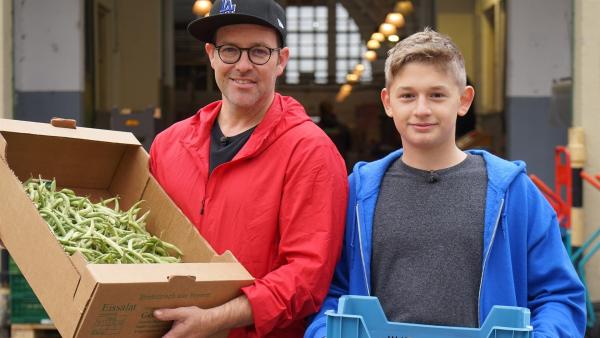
[305, 28, 586, 338]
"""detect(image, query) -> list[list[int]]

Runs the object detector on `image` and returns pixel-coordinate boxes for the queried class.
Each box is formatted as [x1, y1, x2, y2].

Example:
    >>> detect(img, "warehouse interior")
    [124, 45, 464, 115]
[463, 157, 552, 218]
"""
[0, 0, 599, 337]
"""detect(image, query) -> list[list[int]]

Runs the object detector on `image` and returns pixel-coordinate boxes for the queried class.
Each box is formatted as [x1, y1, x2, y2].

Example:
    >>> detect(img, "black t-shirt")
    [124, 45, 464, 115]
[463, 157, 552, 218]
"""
[209, 121, 256, 174]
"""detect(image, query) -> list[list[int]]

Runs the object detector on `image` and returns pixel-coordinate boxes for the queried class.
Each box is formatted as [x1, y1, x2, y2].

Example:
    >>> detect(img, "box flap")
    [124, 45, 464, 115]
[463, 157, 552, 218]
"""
[211, 251, 237, 263]
[0, 160, 83, 337]
[70, 253, 100, 319]
[1, 126, 139, 190]
[0, 132, 6, 161]
[86, 263, 254, 283]
[142, 175, 220, 263]
[108, 147, 150, 212]
[0, 118, 139, 145]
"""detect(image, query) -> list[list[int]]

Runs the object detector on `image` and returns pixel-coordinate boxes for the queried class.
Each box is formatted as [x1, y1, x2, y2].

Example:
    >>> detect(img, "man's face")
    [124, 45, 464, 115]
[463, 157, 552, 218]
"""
[205, 24, 289, 111]
[380, 62, 474, 151]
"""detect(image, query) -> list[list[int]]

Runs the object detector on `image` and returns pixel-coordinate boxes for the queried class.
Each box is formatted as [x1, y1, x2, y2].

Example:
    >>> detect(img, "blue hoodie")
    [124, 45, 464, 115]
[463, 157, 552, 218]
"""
[306, 149, 586, 338]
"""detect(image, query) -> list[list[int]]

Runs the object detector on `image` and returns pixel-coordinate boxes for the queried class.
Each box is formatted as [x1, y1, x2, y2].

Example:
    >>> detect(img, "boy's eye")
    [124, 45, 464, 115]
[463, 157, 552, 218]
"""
[399, 93, 414, 99]
[431, 92, 446, 99]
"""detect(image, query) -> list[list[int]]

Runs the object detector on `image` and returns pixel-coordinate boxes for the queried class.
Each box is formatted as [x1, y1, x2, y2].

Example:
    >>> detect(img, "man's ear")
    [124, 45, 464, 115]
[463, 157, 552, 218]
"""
[381, 87, 393, 118]
[458, 85, 475, 117]
[275, 47, 290, 77]
[205, 43, 216, 68]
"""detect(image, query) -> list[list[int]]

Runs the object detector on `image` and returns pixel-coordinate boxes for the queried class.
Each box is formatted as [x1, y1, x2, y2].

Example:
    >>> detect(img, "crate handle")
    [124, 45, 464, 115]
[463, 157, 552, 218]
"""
[50, 118, 77, 129]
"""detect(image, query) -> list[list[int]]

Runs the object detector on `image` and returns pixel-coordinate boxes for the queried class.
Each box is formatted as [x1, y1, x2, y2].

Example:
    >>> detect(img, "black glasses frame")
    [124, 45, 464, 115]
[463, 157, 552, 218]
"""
[215, 44, 281, 65]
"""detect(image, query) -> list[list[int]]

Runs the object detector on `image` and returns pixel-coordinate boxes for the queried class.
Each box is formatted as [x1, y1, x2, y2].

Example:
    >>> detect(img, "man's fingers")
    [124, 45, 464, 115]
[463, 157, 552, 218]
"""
[162, 321, 188, 338]
[154, 307, 192, 321]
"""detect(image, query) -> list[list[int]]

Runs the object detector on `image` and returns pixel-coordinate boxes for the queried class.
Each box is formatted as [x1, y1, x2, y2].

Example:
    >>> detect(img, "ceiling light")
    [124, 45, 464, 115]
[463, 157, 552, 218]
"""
[364, 50, 377, 62]
[395, 1, 414, 15]
[367, 39, 381, 50]
[371, 32, 385, 42]
[192, 0, 212, 17]
[379, 23, 397, 36]
[388, 34, 400, 42]
[385, 13, 405, 27]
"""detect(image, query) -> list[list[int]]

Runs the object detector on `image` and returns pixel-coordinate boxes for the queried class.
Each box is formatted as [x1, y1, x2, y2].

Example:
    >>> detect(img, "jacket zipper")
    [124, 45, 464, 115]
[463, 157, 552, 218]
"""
[356, 203, 371, 296]
[200, 159, 242, 216]
[200, 162, 224, 216]
[477, 198, 504, 326]
[200, 171, 213, 216]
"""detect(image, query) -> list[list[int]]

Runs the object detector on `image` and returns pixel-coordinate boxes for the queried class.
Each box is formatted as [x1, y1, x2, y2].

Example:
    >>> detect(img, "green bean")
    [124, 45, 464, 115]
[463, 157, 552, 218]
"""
[23, 177, 183, 264]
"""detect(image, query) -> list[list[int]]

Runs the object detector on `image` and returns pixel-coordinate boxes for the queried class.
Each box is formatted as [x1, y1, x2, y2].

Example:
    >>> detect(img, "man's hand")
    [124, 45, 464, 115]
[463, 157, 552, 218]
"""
[154, 295, 254, 338]
[154, 306, 220, 338]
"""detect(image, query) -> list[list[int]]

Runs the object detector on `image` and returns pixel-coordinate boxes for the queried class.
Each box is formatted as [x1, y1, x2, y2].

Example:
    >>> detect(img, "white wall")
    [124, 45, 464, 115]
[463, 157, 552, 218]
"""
[13, 0, 84, 92]
[506, 0, 571, 97]
[574, 0, 600, 302]
[1, 0, 13, 119]
[505, 0, 572, 186]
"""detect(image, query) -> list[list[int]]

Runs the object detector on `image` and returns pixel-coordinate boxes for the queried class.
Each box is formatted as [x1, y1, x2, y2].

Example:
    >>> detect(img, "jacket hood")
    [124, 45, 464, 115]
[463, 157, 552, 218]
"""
[351, 149, 527, 201]
[241, 93, 313, 155]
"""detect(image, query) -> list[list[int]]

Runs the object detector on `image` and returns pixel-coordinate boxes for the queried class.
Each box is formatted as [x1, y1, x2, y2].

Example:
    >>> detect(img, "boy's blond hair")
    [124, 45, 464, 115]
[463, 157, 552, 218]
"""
[384, 28, 466, 88]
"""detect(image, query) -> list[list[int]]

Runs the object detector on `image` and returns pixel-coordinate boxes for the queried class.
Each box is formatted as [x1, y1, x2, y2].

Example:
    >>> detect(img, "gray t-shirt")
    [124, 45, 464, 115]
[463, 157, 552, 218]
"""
[371, 153, 487, 327]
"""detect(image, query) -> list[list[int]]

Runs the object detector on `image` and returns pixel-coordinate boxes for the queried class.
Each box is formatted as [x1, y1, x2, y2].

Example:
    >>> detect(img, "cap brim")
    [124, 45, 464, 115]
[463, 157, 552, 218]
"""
[187, 14, 278, 43]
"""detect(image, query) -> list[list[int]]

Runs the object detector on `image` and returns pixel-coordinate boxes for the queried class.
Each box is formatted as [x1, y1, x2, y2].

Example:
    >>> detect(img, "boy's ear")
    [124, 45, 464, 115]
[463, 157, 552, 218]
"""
[457, 85, 475, 117]
[381, 87, 393, 118]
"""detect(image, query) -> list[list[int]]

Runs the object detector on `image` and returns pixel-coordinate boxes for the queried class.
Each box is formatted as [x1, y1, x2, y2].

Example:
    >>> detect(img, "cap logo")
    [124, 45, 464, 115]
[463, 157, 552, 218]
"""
[219, 0, 236, 14]
[277, 18, 285, 29]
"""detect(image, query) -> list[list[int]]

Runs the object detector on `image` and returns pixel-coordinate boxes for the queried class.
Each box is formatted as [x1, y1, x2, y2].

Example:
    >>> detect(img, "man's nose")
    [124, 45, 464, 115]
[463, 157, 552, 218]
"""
[235, 50, 253, 71]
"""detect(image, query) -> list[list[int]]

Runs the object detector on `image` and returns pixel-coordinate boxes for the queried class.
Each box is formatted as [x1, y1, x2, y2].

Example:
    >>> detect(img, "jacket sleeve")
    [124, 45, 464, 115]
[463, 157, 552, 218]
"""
[304, 173, 356, 338]
[148, 137, 159, 175]
[521, 176, 587, 337]
[241, 142, 348, 337]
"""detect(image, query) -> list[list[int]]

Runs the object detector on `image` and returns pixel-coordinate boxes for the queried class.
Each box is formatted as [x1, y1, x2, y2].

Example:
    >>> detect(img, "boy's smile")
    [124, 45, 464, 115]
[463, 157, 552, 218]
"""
[410, 122, 438, 132]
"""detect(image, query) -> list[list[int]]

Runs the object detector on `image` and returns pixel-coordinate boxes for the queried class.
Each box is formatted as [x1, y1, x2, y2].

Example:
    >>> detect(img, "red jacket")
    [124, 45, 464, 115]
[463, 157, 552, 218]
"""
[149, 94, 348, 337]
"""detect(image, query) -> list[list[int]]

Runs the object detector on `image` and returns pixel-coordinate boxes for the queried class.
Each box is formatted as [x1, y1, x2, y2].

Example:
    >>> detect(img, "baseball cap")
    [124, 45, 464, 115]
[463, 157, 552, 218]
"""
[187, 0, 287, 46]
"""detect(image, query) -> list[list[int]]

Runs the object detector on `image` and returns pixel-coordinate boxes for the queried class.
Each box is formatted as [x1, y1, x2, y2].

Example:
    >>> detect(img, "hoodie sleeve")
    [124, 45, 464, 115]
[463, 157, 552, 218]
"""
[304, 173, 357, 338]
[241, 141, 348, 337]
[520, 176, 587, 337]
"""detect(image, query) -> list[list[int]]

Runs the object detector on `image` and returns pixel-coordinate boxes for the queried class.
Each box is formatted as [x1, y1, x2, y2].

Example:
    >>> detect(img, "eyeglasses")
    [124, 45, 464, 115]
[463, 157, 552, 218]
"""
[215, 44, 281, 65]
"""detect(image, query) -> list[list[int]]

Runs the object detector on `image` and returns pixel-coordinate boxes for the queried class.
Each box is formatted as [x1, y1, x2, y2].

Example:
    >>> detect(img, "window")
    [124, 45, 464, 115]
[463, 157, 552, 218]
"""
[335, 4, 372, 83]
[285, 3, 371, 85]
[286, 6, 328, 84]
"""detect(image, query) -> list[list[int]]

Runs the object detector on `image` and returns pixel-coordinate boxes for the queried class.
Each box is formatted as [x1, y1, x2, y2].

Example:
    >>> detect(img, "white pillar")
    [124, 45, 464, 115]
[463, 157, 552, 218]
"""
[13, 0, 84, 123]
[0, 0, 12, 119]
[573, 0, 600, 302]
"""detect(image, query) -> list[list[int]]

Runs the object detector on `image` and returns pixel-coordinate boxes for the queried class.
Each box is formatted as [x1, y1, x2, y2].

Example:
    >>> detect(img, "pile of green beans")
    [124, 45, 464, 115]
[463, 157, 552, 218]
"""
[23, 177, 183, 264]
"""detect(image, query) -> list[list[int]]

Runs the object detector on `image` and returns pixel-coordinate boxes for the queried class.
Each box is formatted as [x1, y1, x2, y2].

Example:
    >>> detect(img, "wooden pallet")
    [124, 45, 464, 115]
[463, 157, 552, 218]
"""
[10, 324, 60, 338]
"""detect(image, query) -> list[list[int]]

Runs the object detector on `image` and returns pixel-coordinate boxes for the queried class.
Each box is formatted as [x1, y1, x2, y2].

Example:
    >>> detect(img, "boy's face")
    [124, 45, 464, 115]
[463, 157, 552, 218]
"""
[381, 62, 474, 152]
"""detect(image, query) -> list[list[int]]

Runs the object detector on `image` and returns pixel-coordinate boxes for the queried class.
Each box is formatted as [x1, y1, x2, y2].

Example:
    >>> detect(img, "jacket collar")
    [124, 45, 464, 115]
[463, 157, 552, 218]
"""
[179, 93, 310, 172]
[352, 149, 526, 202]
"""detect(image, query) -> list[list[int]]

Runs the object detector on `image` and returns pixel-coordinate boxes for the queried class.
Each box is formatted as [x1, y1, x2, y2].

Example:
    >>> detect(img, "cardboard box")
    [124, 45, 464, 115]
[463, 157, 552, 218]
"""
[0, 119, 254, 338]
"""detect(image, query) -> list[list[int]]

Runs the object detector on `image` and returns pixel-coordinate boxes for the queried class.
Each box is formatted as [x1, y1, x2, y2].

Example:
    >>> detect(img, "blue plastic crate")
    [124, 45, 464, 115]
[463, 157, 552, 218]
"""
[326, 296, 533, 338]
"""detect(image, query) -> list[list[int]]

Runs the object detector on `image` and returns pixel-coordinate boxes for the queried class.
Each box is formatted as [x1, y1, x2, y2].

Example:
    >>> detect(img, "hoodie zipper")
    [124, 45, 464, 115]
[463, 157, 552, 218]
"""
[355, 203, 371, 296]
[477, 198, 504, 326]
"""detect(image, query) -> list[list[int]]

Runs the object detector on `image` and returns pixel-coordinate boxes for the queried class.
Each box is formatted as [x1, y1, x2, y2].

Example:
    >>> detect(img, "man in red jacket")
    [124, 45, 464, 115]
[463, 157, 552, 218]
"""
[150, 0, 348, 337]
